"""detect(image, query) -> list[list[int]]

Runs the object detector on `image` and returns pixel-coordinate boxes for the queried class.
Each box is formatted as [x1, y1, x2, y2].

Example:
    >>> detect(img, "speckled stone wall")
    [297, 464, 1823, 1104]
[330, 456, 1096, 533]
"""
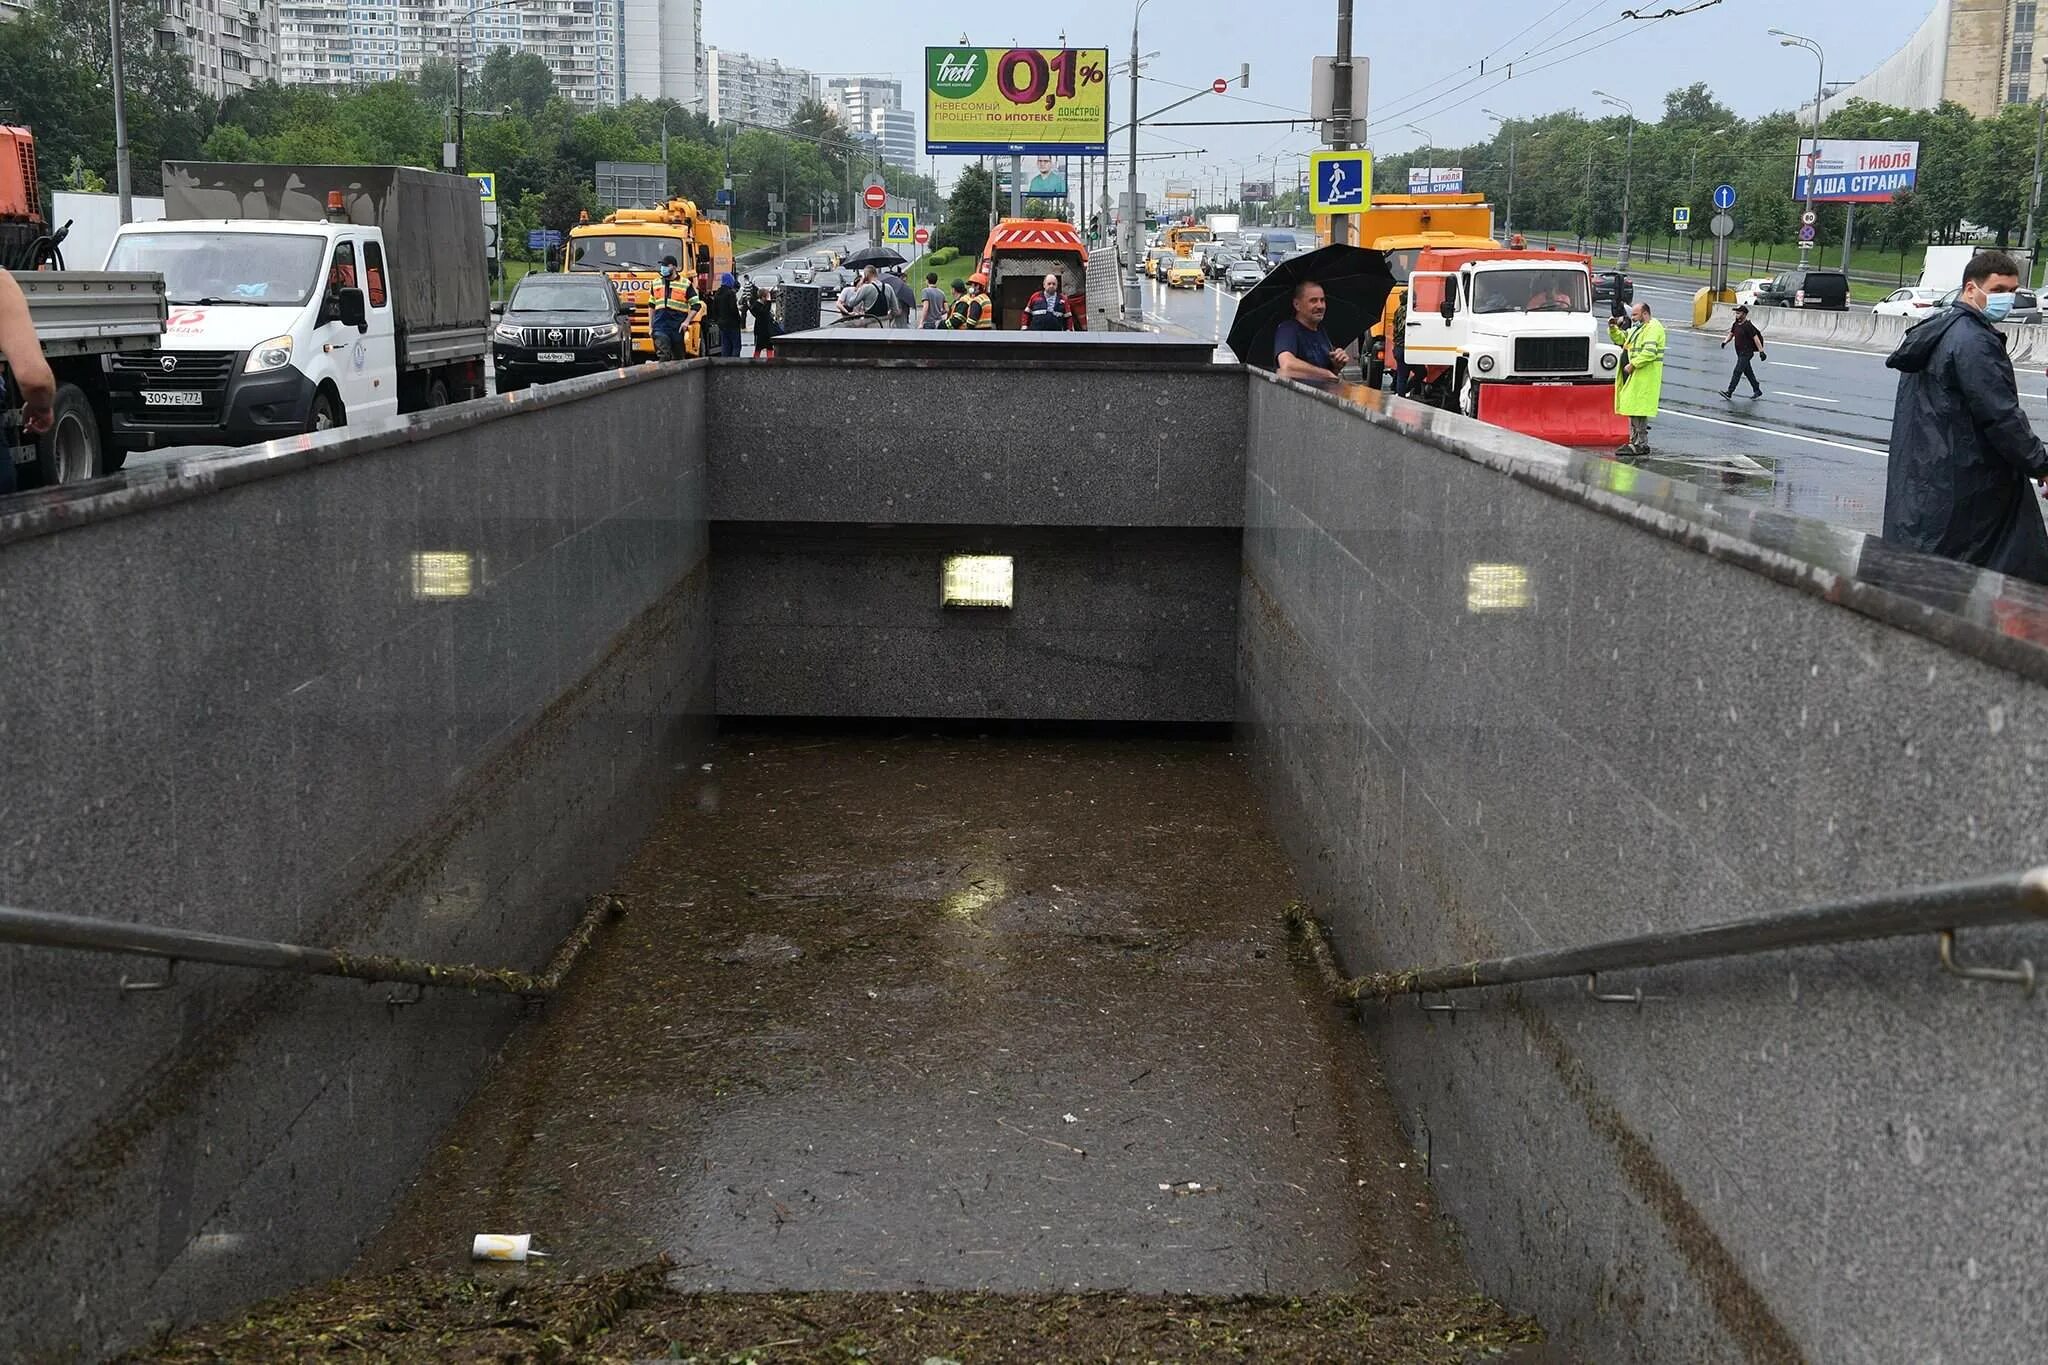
[1239, 372, 2048, 1363]
[0, 365, 714, 1359]
[705, 363, 1245, 722]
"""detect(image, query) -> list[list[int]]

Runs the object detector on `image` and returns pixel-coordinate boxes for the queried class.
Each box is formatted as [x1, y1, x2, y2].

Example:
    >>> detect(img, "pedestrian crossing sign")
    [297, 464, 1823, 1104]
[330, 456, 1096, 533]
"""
[469, 172, 496, 202]
[1308, 150, 1373, 214]
[883, 214, 916, 245]
[1673, 205, 1691, 230]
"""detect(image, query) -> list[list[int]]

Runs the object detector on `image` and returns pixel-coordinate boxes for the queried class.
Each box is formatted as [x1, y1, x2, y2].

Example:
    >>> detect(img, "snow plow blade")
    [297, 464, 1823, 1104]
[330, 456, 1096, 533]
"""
[1474, 383, 1629, 448]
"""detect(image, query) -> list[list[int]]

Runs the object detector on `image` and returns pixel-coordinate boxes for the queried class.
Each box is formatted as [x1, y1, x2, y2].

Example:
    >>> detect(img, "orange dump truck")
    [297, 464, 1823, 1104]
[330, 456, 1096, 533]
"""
[977, 219, 1088, 332]
[1397, 246, 1629, 448]
[1316, 194, 1501, 388]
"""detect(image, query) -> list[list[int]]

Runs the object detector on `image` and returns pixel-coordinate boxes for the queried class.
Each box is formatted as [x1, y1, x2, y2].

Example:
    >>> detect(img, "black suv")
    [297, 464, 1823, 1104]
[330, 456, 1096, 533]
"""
[1591, 270, 1634, 310]
[492, 273, 633, 392]
[1756, 268, 1850, 311]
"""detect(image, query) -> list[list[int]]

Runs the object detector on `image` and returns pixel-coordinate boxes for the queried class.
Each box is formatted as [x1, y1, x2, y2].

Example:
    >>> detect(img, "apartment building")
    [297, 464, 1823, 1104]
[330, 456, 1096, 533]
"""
[823, 75, 901, 132]
[276, 0, 698, 106]
[868, 105, 915, 171]
[156, 0, 281, 100]
[1817, 0, 2042, 119]
[705, 46, 816, 129]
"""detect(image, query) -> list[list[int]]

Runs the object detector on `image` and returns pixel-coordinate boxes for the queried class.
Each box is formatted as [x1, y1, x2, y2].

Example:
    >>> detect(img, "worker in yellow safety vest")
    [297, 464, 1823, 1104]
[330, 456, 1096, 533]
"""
[648, 256, 692, 361]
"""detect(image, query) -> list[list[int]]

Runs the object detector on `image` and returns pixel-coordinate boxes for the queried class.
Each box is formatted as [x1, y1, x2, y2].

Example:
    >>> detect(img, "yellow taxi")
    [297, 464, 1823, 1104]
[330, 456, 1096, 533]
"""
[1166, 255, 1206, 289]
[1145, 248, 1177, 279]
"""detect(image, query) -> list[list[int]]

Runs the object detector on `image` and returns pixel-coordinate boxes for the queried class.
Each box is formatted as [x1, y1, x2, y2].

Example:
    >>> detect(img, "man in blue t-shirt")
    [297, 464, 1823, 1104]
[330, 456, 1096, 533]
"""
[1273, 280, 1350, 383]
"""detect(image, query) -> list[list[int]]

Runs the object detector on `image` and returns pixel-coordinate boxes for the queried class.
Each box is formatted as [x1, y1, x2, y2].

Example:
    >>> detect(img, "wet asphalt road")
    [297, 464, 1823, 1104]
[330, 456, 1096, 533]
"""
[1141, 272, 2048, 537]
[364, 735, 1471, 1301]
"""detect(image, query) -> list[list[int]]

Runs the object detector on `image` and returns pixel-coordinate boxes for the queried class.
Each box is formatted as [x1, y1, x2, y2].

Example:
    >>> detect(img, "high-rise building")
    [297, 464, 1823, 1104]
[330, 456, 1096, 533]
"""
[1815, 0, 2039, 120]
[706, 47, 816, 129]
[277, 0, 698, 106]
[155, 0, 281, 100]
[868, 106, 916, 171]
[823, 75, 902, 133]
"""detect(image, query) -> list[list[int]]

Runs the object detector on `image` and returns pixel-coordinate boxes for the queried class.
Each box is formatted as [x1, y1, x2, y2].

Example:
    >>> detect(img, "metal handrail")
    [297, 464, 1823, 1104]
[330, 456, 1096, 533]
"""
[0, 894, 622, 1000]
[1298, 867, 2048, 1003]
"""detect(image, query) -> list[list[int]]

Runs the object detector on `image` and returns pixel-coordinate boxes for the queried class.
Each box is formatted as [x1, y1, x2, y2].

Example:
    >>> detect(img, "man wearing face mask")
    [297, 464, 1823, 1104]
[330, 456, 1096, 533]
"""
[1022, 273, 1075, 331]
[1884, 249, 2048, 583]
[649, 256, 690, 362]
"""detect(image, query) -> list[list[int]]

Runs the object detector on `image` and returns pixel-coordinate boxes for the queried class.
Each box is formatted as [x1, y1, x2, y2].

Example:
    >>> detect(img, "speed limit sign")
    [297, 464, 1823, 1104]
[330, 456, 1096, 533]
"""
[1801, 210, 1817, 226]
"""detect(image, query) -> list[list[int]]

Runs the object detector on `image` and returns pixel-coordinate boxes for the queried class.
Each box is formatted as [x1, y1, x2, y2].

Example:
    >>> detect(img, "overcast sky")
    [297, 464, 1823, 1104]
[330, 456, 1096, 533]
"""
[707, 0, 1924, 196]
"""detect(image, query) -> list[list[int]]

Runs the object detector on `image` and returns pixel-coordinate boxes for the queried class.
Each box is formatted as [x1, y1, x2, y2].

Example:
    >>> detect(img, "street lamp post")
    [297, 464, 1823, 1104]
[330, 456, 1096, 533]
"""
[1404, 123, 1433, 192]
[1593, 90, 1635, 269]
[108, 0, 133, 224]
[452, 0, 536, 173]
[1772, 29, 1825, 263]
[1124, 0, 1155, 321]
[1483, 109, 1515, 234]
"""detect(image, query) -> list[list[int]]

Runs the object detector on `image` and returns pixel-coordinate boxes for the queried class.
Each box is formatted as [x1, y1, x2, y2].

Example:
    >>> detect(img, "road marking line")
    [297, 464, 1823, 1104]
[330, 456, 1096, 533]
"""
[1764, 360, 1820, 370]
[1663, 408, 1887, 457]
[1775, 391, 1841, 404]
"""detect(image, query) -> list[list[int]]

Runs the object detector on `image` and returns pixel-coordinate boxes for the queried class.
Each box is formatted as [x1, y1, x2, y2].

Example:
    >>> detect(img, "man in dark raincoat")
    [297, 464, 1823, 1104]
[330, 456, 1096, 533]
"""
[1883, 249, 2048, 584]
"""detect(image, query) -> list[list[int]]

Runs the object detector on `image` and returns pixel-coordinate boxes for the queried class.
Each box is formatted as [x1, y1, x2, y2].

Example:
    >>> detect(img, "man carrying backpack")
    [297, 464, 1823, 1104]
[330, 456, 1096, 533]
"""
[841, 267, 891, 328]
[887, 267, 916, 328]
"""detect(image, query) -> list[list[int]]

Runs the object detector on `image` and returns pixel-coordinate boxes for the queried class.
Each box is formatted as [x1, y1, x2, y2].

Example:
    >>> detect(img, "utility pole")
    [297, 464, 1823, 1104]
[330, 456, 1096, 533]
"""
[1772, 29, 1825, 264]
[1593, 91, 1635, 269]
[109, 0, 132, 224]
[1484, 109, 1515, 234]
[1329, 0, 1355, 247]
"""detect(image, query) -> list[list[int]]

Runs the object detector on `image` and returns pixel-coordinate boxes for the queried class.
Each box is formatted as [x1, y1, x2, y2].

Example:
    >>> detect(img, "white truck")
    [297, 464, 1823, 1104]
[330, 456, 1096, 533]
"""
[4, 271, 167, 486]
[1401, 247, 1628, 447]
[102, 162, 489, 452]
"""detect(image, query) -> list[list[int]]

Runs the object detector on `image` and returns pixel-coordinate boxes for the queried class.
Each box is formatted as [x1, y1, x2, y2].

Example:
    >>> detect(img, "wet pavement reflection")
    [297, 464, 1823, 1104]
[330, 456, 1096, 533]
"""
[363, 734, 1472, 1301]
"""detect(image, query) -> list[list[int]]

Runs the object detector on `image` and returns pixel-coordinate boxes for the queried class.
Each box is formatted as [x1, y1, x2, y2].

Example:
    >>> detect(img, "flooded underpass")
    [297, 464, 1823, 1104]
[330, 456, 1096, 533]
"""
[133, 733, 1542, 1362]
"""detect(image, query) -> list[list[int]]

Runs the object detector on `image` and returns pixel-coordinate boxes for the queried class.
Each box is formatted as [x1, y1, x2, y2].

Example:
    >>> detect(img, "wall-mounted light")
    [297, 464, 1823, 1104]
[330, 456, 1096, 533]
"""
[941, 554, 1014, 609]
[411, 550, 476, 600]
[1465, 563, 1531, 613]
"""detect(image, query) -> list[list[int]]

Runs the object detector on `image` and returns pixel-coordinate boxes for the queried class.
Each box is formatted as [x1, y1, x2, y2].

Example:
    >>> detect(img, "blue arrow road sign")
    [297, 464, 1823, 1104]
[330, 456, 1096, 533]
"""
[1713, 183, 1736, 211]
[527, 229, 562, 250]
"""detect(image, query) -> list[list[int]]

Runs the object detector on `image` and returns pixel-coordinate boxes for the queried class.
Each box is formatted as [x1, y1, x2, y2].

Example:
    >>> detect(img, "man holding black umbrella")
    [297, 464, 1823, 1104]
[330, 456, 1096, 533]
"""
[1274, 281, 1352, 383]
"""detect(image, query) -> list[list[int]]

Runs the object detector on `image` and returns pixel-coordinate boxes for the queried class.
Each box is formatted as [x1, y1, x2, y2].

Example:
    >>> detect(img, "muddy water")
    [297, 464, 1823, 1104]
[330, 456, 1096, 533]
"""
[363, 734, 1472, 1301]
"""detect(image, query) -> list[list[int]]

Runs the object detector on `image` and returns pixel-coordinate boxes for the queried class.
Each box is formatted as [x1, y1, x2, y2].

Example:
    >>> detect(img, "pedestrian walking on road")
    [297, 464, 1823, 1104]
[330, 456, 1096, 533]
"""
[1023, 273, 1075, 331]
[1882, 248, 2048, 583]
[1720, 304, 1765, 399]
[748, 286, 780, 359]
[648, 256, 690, 362]
[920, 272, 948, 329]
[711, 272, 744, 358]
[1609, 300, 1667, 456]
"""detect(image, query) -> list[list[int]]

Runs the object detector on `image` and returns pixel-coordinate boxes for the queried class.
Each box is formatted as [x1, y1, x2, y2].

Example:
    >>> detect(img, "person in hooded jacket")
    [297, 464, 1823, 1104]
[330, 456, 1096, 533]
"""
[710, 272, 744, 357]
[1883, 249, 2048, 584]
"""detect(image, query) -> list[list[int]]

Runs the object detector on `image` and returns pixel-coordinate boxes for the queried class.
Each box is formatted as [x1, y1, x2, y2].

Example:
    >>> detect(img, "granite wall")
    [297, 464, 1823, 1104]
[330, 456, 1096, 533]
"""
[1240, 372, 2048, 1363]
[0, 364, 713, 1358]
[706, 363, 1244, 721]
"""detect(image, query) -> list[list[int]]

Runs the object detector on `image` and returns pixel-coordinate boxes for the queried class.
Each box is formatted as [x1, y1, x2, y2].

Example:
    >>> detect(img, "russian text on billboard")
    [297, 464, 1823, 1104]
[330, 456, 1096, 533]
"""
[925, 47, 1111, 155]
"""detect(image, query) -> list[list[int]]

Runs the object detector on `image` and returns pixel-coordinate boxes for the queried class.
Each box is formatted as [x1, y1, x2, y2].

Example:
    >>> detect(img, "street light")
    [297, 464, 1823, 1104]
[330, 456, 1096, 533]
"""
[1483, 109, 1516, 234]
[1593, 90, 1635, 268]
[1125, 0, 1158, 320]
[1771, 28, 1825, 261]
[449, 0, 538, 173]
[1404, 123, 1434, 189]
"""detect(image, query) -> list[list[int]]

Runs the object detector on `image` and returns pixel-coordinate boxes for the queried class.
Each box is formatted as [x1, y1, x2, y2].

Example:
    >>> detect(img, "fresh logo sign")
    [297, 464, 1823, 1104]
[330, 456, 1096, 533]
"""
[929, 49, 986, 98]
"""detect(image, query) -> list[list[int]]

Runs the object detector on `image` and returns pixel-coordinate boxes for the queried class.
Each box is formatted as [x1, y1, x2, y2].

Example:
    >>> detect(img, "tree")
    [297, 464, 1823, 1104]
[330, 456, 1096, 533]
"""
[934, 163, 993, 253]
[476, 48, 554, 119]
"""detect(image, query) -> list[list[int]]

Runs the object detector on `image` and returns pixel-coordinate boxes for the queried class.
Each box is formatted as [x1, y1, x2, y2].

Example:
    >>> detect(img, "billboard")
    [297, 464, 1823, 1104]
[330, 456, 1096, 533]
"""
[1407, 166, 1465, 193]
[925, 46, 1111, 155]
[1241, 180, 1274, 202]
[1163, 179, 1195, 202]
[1795, 139, 1919, 202]
[1024, 155, 1068, 197]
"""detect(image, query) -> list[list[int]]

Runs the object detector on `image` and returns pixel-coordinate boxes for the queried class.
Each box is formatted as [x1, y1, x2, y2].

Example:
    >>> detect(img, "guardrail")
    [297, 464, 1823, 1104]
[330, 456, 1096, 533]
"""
[1291, 867, 2048, 1006]
[0, 894, 622, 999]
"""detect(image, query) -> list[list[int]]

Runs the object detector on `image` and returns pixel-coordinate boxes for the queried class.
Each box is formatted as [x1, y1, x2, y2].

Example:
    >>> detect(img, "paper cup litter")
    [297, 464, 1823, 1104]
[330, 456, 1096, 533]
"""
[472, 1233, 541, 1262]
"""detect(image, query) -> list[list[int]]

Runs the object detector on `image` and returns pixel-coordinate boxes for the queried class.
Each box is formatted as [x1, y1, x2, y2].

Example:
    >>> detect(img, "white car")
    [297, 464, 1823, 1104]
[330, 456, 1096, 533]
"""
[1733, 277, 1771, 308]
[1224, 260, 1264, 292]
[1872, 286, 1946, 318]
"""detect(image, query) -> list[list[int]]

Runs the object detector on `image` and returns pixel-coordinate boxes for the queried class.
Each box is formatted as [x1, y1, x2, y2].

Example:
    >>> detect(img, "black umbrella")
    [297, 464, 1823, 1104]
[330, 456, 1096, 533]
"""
[841, 246, 909, 269]
[1225, 243, 1397, 371]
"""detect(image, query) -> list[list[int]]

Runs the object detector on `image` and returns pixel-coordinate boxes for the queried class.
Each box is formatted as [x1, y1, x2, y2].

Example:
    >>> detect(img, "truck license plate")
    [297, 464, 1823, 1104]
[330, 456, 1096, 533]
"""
[537, 352, 574, 363]
[142, 389, 202, 407]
